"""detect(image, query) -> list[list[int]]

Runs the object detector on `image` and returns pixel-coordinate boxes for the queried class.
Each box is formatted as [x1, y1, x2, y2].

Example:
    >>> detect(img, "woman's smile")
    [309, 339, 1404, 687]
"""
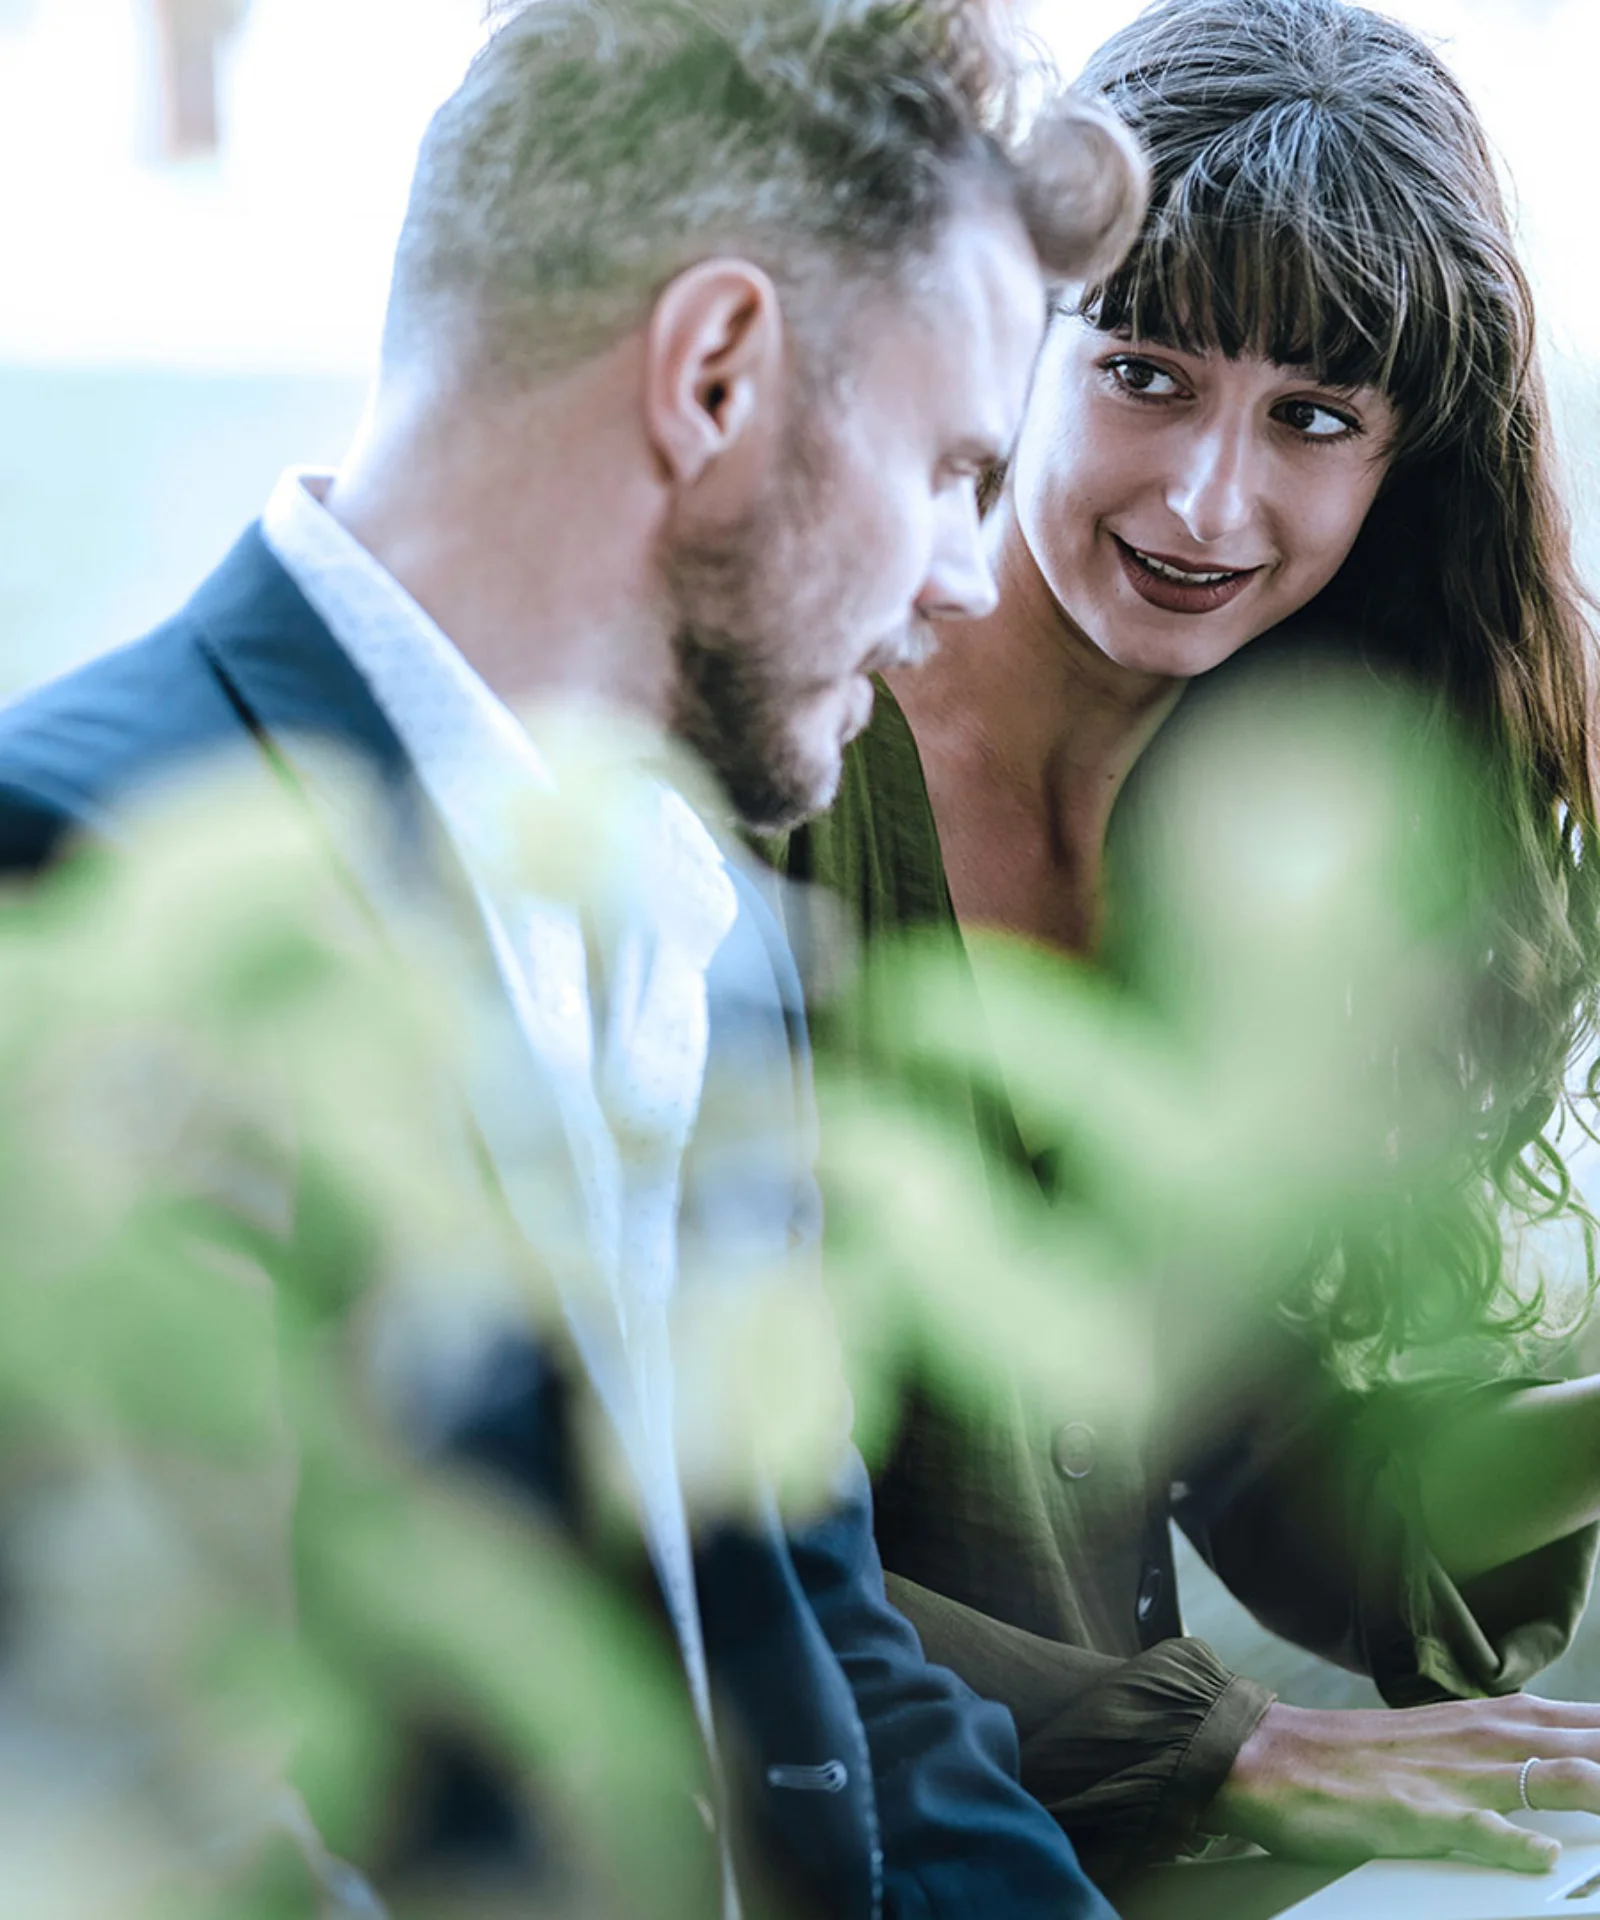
[1111, 535, 1263, 615]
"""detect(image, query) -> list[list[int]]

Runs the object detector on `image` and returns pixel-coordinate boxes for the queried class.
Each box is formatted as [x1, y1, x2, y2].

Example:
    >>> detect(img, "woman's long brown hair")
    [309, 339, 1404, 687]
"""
[1077, 0, 1600, 1367]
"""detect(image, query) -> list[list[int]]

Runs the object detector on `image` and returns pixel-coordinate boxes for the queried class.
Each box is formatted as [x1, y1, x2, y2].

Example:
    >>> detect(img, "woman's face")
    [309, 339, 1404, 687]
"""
[1010, 316, 1400, 678]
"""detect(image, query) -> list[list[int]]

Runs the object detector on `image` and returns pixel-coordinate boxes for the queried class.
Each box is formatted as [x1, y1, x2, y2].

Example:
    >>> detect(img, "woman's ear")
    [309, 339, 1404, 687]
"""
[642, 258, 783, 487]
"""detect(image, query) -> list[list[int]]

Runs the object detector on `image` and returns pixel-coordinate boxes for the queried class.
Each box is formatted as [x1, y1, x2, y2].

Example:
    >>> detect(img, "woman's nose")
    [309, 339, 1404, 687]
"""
[1165, 419, 1260, 547]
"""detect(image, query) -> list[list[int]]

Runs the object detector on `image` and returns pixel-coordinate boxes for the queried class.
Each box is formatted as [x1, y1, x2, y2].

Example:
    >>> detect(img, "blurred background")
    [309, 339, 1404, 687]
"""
[3, 0, 1597, 1715]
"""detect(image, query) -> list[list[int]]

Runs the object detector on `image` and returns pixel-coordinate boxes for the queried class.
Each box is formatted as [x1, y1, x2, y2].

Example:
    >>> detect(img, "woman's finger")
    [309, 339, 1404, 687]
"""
[1504, 1757, 1600, 1818]
[1519, 1697, 1600, 1740]
[1428, 1696, 1600, 1764]
[1444, 1808, 1560, 1874]
[1473, 1708, 1600, 1770]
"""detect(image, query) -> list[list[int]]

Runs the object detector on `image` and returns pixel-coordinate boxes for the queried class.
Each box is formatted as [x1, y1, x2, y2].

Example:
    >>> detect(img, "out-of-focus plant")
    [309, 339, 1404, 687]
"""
[0, 664, 1587, 1916]
[810, 661, 1585, 1460]
[0, 760, 715, 1919]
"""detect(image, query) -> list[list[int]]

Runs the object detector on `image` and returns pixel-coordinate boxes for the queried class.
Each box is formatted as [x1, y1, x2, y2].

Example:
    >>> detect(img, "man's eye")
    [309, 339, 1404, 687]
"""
[1106, 356, 1183, 398]
[1277, 397, 1360, 440]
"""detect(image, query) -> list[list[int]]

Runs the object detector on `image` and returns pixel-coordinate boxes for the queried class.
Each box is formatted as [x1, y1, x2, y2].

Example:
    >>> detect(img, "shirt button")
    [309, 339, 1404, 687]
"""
[1136, 1563, 1165, 1624]
[1050, 1421, 1096, 1481]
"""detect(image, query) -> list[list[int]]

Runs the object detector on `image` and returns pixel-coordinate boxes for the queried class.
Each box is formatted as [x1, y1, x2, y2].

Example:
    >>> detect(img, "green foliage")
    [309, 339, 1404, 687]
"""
[814, 663, 1574, 1454]
[0, 670, 1589, 1913]
[0, 762, 711, 1918]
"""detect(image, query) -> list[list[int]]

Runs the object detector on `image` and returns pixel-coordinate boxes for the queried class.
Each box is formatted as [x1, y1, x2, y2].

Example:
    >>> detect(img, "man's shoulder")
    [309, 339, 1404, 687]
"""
[0, 525, 367, 872]
[0, 613, 241, 869]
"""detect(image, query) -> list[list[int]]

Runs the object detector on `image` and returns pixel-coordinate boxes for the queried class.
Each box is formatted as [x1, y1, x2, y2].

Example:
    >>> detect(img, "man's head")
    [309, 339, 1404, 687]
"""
[380, 0, 1147, 827]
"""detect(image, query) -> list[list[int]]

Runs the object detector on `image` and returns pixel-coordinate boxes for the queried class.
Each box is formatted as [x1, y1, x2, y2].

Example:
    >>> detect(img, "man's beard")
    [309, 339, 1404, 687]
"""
[665, 430, 858, 834]
[669, 620, 836, 833]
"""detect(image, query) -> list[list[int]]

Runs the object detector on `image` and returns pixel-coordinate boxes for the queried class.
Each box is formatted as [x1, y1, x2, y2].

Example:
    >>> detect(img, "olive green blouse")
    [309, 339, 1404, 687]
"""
[765, 682, 1600, 1885]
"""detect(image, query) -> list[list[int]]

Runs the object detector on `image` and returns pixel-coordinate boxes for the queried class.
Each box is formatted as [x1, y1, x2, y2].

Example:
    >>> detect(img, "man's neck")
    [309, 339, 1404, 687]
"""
[324, 362, 675, 726]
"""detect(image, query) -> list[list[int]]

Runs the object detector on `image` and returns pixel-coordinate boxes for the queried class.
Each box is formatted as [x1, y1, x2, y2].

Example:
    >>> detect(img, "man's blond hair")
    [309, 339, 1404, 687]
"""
[384, 0, 1146, 384]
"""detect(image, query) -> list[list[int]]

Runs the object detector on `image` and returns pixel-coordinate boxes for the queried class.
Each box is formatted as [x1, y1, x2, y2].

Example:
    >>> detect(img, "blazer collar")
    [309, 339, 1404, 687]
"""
[185, 523, 413, 781]
[182, 523, 476, 914]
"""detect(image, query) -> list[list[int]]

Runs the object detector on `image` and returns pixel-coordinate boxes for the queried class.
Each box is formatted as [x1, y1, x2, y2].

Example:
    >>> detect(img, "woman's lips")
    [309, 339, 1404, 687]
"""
[1113, 535, 1261, 615]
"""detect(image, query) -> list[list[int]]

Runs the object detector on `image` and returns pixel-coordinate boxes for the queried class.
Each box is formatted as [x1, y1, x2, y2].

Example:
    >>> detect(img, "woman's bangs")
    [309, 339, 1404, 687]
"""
[1082, 133, 1469, 442]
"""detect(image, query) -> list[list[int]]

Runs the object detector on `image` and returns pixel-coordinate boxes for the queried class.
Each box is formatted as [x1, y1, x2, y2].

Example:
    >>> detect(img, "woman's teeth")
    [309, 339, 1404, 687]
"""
[1130, 547, 1240, 584]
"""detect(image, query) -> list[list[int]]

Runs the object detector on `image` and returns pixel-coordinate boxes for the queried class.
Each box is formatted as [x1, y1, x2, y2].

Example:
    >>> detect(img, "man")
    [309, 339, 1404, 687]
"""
[0, 0, 1145, 1912]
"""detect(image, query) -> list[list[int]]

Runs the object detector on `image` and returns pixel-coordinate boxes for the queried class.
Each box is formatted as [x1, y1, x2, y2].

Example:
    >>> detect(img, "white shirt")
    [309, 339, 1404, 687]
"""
[261, 472, 740, 1896]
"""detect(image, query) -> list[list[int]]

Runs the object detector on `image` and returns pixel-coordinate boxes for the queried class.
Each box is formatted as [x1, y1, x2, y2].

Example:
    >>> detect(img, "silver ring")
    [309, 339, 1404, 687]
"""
[1518, 1756, 1543, 1812]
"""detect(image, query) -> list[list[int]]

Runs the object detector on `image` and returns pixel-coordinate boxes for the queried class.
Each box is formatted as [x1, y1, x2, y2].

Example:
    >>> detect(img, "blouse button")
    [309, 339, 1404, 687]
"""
[1050, 1421, 1097, 1481]
[1136, 1563, 1165, 1624]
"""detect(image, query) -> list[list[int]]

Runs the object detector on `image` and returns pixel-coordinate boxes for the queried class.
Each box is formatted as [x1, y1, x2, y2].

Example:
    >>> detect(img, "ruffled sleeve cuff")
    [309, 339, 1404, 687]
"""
[1017, 1636, 1275, 1882]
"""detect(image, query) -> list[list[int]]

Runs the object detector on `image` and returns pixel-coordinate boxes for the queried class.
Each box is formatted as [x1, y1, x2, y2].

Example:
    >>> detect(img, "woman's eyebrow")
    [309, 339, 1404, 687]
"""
[1114, 324, 1182, 348]
[1265, 354, 1376, 393]
[1281, 372, 1380, 401]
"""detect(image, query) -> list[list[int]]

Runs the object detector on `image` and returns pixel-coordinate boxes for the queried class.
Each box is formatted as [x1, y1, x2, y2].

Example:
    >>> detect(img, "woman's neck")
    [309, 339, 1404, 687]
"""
[888, 505, 1184, 954]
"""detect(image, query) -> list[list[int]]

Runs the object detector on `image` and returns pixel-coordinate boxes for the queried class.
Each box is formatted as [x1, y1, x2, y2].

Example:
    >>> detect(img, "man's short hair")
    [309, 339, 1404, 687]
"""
[384, 0, 1145, 384]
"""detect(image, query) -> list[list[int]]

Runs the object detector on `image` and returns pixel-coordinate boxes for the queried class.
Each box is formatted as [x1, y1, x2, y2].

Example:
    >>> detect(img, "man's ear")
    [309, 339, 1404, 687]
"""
[643, 258, 783, 487]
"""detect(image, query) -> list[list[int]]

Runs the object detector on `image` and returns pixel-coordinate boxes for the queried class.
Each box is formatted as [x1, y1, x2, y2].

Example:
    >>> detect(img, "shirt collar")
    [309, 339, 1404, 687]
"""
[261, 467, 553, 851]
[260, 468, 736, 944]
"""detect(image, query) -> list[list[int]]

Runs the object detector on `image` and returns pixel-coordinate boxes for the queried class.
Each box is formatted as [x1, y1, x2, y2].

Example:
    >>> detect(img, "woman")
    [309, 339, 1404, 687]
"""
[774, 0, 1600, 1889]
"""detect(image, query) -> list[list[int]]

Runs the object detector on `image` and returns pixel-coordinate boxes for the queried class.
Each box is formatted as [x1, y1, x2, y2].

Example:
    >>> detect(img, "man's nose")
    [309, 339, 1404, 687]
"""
[917, 489, 1000, 624]
[1165, 417, 1259, 547]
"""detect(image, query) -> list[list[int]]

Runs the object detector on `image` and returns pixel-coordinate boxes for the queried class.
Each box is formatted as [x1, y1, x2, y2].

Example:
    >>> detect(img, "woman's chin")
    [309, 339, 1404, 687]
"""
[1092, 618, 1261, 681]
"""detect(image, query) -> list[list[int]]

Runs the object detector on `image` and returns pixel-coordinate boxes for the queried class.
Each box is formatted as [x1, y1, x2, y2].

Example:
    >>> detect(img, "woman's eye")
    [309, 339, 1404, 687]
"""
[1277, 397, 1360, 440]
[1106, 356, 1183, 399]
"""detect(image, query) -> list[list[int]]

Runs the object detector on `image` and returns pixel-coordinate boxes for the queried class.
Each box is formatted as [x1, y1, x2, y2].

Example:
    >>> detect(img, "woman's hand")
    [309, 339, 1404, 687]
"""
[1206, 1696, 1600, 1872]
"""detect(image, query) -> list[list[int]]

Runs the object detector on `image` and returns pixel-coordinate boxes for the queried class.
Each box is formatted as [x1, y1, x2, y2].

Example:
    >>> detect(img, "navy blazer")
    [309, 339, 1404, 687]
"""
[0, 528, 1116, 1920]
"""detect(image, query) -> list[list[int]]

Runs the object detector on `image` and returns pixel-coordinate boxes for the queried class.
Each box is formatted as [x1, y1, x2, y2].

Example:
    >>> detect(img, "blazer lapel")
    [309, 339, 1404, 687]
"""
[188, 530, 695, 1456]
[186, 529, 604, 1330]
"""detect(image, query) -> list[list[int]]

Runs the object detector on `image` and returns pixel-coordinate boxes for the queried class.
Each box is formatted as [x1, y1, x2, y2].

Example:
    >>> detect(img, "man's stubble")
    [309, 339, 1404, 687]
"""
[664, 405, 904, 833]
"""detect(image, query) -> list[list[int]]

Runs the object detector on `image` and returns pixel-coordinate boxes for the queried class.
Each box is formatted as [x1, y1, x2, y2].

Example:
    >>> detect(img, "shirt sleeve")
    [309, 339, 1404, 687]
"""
[881, 1571, 1274, 1884]
[1174, 1360, 1600, 1707]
